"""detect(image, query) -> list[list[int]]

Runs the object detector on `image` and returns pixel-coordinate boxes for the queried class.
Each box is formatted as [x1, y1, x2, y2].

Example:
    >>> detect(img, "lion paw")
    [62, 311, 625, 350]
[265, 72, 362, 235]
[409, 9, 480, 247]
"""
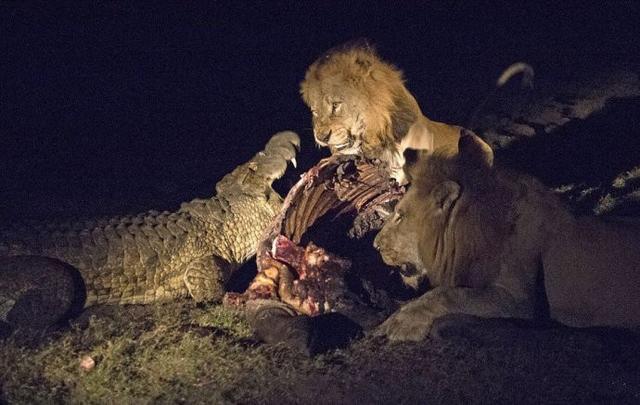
[374, 308, 434, 342]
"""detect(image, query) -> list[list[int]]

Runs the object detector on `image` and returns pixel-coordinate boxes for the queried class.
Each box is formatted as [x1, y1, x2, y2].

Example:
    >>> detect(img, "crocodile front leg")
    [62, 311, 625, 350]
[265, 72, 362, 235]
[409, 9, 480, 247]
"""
[183, 255, 233, 302]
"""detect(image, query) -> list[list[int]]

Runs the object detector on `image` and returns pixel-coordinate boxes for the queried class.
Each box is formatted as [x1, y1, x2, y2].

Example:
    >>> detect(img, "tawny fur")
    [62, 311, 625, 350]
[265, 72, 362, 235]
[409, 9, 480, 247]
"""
[300, 43, 461, 182]
[374, 133, 640, 341]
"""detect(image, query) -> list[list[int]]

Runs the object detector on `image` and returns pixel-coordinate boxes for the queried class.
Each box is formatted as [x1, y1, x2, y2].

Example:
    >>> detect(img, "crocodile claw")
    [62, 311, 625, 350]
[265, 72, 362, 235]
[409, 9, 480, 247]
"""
[257, 131, 301, 181]
[265, 130, 301, 153]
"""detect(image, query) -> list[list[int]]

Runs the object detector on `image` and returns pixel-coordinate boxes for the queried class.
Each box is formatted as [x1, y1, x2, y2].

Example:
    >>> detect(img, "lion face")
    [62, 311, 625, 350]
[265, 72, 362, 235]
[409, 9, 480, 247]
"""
[300, 44, 421, 163]
[373, 185, 429, 290]
[304, 81, 367, 155]
[374, 159, 460, 290]
[374, 136, 504, 290]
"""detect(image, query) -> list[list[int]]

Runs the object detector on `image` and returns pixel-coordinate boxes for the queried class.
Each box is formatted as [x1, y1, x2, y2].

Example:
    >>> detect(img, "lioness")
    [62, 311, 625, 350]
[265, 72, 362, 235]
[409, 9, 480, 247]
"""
[300, 42, 462, 182]
[374, 131, 640, 341]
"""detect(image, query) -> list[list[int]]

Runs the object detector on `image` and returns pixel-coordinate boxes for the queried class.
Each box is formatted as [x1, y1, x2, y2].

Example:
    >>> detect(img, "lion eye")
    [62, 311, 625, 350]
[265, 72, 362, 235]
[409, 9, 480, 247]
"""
[311, 109, 319, 117]
[331, 101, 342, 114]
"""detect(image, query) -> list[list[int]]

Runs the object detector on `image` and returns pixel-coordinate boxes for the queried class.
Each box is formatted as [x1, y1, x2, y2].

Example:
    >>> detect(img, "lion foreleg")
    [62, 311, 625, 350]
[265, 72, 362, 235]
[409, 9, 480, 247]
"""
[375, 286, 531, 342]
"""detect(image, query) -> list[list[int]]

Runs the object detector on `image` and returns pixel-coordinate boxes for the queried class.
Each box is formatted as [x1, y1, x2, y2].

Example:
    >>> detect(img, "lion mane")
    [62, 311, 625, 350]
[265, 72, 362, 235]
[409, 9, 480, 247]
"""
[300, 42, 461, 181]
[374, 131, 640, 341]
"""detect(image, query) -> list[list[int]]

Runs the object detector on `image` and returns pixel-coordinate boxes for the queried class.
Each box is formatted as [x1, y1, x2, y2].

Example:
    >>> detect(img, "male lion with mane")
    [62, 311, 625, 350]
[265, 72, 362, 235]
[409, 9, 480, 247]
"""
[300, 42, 462, 182]
[374, 131, 640, 341]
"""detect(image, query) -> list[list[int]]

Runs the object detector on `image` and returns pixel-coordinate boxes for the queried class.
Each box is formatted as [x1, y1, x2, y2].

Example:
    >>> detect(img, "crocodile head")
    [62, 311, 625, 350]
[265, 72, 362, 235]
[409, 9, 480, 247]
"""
[261, 130, 300, 178]
[236, 131, 300, 198]
[213, 131, 300, 200]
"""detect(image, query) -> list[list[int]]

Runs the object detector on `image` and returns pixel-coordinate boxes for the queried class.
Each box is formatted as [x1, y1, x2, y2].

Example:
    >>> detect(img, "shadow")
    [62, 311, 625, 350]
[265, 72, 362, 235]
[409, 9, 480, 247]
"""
[496, 97, 640, 188]
[0, 256, 86, 345]
[300, 208, 417, 305]
[60, 259, 87, 323]
[431, 313, 640, 371]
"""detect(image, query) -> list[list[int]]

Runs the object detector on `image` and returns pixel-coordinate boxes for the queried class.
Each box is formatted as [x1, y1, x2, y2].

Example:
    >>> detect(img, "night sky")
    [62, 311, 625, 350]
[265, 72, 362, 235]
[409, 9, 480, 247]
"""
[1, 1, 638, 220]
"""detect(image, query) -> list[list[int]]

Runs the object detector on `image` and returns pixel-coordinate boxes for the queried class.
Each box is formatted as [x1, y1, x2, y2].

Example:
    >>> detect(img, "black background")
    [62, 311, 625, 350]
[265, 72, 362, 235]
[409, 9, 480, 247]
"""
[1, 1, 638, 219]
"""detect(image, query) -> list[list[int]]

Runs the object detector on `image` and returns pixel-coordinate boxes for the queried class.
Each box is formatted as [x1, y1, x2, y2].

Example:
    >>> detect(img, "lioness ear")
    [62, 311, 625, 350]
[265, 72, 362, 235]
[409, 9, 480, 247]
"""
[432, 180, 460, 212]
[458, 130, 494, 169]
[402, 148, 429, 182]
[403, 148, 420, 168]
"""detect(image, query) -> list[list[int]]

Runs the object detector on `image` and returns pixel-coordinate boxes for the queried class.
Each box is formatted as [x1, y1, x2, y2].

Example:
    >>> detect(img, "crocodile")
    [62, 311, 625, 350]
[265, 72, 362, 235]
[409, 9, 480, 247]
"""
[0, 131, 299, 330]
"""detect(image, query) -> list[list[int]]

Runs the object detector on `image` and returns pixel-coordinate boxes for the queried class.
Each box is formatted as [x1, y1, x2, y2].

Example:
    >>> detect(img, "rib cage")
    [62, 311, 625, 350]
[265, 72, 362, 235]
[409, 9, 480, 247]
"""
[258, 155, 404, 264]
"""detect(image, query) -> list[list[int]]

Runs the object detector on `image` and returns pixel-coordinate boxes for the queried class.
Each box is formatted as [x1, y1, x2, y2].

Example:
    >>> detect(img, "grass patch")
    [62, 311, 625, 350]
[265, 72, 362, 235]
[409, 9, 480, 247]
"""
[2, 302, 640, 404]
[1, 303, 344, 404]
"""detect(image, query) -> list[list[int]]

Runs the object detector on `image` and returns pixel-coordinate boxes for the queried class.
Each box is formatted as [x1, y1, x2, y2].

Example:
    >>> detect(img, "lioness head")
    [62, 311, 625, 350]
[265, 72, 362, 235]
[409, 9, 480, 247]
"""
[300, 42, 421, 161]
[374, 131, 508, 290]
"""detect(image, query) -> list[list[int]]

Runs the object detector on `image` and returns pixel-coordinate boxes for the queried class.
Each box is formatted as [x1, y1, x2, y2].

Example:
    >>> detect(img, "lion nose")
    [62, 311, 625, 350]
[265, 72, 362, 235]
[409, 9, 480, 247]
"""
[316, 129, 332, 143]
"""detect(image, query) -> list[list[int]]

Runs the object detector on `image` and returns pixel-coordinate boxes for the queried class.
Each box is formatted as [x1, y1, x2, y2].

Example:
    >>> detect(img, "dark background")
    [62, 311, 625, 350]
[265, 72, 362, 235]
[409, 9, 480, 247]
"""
[1, 1, 638, 220]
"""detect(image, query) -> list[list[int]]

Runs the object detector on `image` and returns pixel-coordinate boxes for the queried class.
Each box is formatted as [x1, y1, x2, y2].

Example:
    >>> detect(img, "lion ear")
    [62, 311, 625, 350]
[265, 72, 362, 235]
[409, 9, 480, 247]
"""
[432, 180, 460, 212]
[458, 129, 494, 170]
[403, 148, 420, 168]
[402, 148, 426, 182]
[354, 56, 373, 75]
[356, 57, 373, 74]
